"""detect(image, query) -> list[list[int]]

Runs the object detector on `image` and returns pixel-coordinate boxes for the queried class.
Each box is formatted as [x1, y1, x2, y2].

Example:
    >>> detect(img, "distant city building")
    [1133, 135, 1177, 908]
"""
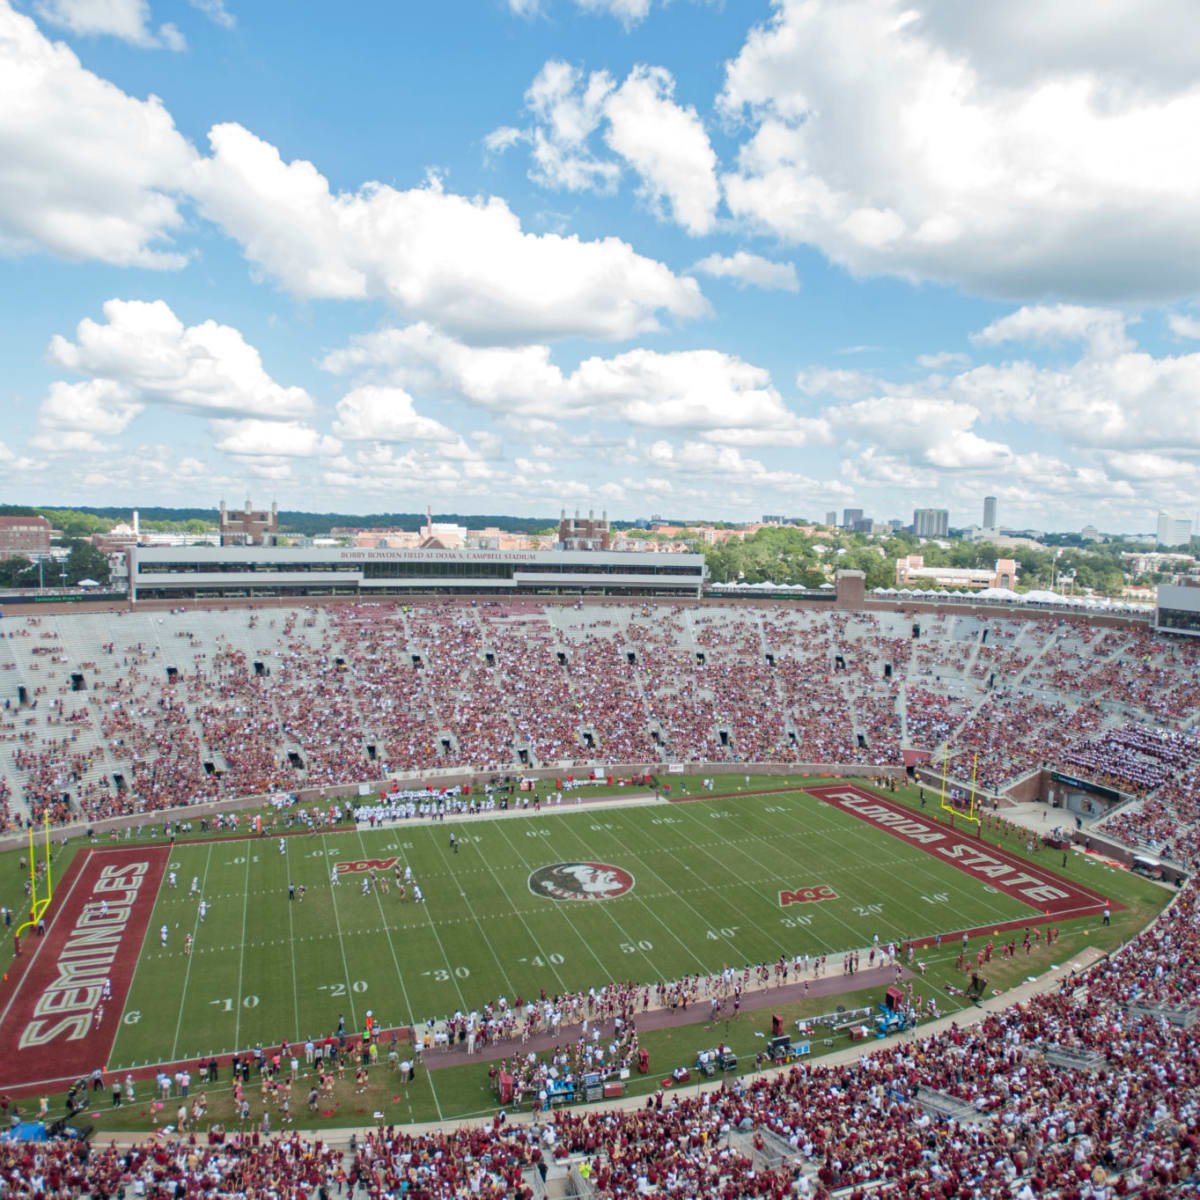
[912, 508, 950, 538]
[219, 499, 278, 547]
[983, 495, 998, 531]
[1156, 511, 1192, 548]
[762, 514, 785, 524]
[1122, 551, 1197, 577]
[1081, 525, 1101, 542]
[825, 511, 837, 527]
[0, 514, 52, 558]
[559, 508, 611, 551]
[896, 554, 1018, 590]
[842, 508, 864, 529]
[1157, 581, 1200, 637]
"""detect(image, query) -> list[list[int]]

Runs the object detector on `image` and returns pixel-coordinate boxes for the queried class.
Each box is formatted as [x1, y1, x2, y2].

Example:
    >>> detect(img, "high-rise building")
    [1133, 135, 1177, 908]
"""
[912, 508, 950, 538]
[983, 496, 997, 531]
[842, 508, 864, 529]
[825, 511, 837, 527]
[1157, 511, 1192, 548]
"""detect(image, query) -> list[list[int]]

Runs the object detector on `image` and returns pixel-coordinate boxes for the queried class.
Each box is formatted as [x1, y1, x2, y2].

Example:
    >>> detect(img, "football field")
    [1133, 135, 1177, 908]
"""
[2, 781, 1110, 1087]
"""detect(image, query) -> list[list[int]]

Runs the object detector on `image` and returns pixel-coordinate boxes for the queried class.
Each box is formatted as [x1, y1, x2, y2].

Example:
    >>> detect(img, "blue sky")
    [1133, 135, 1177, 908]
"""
[2, 0, 1199, 531]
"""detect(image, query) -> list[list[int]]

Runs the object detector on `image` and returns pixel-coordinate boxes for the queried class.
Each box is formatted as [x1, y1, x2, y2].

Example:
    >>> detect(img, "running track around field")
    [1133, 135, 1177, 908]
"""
[806, 783, 1119, 931]
[0, 846, 168, 1089]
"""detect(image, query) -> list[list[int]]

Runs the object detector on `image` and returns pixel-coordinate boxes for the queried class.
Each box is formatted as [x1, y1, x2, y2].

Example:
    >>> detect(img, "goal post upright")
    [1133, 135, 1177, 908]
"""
[939, 747, 982, 826]
[14, 813, 53, 941]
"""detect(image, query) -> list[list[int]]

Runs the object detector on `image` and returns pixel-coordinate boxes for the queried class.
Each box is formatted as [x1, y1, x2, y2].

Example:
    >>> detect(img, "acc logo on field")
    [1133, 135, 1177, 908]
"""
[334, 857, 398, 874]
[528, 862, 635, 902]
[779, 884, 837, 908]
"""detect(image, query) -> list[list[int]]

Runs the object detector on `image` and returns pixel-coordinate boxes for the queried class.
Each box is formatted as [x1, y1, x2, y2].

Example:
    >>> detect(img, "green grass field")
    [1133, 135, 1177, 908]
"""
[0, 775, 1171, 1129]
[111, 779, 1069, 1066]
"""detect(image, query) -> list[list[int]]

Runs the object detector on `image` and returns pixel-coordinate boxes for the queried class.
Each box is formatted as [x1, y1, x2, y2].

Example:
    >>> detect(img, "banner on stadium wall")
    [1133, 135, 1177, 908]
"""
[358, 783, 372, 796]
[592, 767, 606, 779]
[667, 764, 685, 774]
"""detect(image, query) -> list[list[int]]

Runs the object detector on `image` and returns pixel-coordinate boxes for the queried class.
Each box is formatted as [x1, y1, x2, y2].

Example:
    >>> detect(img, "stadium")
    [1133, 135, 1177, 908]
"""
[0, 578, 1196, 1198]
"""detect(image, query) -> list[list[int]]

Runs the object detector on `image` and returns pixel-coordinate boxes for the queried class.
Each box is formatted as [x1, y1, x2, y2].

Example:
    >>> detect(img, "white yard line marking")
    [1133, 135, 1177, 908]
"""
[551, 810, 710, 976]
[169, 842, 214, 1061]
[489, 818, 611, 982]
[664, 799, 844, 958]
[232, 847, 252, 1051]
[284, 839, 301, 1042]
[325, 835, 361, 1031]
[354, 828, 442, 1123]
[437, 825, 549, 996]
[598, 809, 729, 972]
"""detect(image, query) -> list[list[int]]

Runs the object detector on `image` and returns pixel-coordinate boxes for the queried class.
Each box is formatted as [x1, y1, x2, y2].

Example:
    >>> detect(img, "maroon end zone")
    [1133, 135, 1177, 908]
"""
[807, 783, 1118, 921]
[0, 845, 168, 1089]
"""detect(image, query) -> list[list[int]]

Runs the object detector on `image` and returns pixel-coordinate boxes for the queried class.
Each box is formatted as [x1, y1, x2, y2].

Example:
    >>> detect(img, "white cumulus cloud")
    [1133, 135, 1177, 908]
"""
[191, 122, 706, 341]
[323, 323, 828, 442]
[496, 59, 721, 235]
[35, 0, 184, 49]
[719, 0, 1200, 300]
[49, 299, 314, 419]
[209, 418, 340, 459]
[0, 3, 196, 267]
[603, 65, 720, 235]
[332, 386, 464, 445]
[692, 251, 799, 292]
[971, 304, 1134, 358]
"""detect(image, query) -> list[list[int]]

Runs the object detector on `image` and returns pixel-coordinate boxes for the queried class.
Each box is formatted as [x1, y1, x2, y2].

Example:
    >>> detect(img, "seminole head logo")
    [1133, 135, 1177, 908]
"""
[528, 862, 634, 902]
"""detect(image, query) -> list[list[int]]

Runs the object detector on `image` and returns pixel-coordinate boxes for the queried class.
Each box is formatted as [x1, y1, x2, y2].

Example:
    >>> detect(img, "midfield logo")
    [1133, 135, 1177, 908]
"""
[528, 862, 635, 901]
[778, 884, 838, 907]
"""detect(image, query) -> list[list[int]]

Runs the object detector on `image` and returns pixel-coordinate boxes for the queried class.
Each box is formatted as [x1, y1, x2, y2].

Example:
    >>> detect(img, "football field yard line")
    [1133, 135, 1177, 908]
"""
[354, 830, 443, 1124]
[598, 808, 732, 972]
[517, 813, 665, 981]
[170, 842, 213, 1062]
[488, 818, 614, 982]
[324, 835, 362, 1031]
[649, 804, 799, 961]
[726, 789, 1027, 943]
[696, 799, 916, 952]
[400, 840, 469, 1014]
[284, 839, 300, 1045]
[233, 847, 252, 1052]
[429, 824, 545, 997]
[489, 820, 614, 979]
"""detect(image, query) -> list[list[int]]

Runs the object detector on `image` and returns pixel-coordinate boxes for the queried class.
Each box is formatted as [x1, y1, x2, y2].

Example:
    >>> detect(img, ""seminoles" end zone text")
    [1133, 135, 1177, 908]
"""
[19, 859, 153, 1049]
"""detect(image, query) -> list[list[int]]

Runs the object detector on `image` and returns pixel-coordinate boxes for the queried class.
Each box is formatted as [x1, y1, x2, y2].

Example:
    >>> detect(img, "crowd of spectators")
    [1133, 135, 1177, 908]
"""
[3, 604, 1199, 859]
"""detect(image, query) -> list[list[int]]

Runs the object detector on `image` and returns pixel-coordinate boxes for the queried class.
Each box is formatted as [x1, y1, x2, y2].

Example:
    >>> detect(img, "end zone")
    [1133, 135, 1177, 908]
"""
[0, 845, 169, 1090]
[807, 783, 1118, 921]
